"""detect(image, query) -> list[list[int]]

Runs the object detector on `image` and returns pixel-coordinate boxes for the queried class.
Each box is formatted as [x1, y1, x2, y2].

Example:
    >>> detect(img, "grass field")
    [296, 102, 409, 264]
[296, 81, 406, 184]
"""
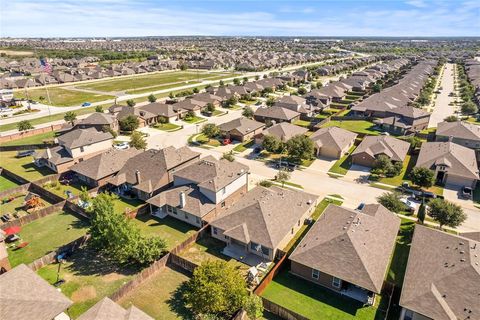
[378, 155, 412, 186]
[322, 120, 380, 135]
[0, 175, 19, 192]
[0, 151, 54, 181]
[152, 122, 182, 131]
[7, 211, 89, 267]
[37, 247, 137, 319]
[112, 197, 145, 214]
[14, 87, 114, 107]
[1, 131, 57, 146]
[119, 266, 192, 320]
[386, 219, 415, 287]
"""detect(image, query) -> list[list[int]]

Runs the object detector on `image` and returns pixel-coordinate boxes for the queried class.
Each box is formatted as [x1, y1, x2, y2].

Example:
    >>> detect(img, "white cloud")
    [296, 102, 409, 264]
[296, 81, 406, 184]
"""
[405, 0, 427, 8]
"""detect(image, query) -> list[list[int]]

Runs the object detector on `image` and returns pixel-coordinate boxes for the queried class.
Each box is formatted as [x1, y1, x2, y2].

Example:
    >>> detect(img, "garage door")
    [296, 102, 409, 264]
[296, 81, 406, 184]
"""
[445, 174, 475, 189]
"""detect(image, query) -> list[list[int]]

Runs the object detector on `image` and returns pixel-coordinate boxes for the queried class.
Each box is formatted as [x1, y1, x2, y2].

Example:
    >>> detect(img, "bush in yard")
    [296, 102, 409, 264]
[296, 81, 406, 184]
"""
[64, 111, 77, 126]
[223, 96, 238, 108]
[119, 115, 139, 132]
[89, 192, 166, 266]
[183, 260, 250, 318]
[262, 135, 283, 153]
[297, 87, 307, 95]
[242, 106, 254, 118]
[17, 120, 34, 132]
[461, 100, 478, 115]
[410, 167, 435, 189]
[184, 111, 196, 121]
[222, 151, 235, 162]
[428, 198, 466, 230]
[147, 94, 157, 103]
[126, 99, 136, 107]
[193, 87, 199, 94]
[206, 103, 215, 113]
[95, 105, 104, 113]
[377, 192, 406, 213]
[444, 115, 458, 122]
[258, 180, 273, 187]
[266, 97, 276, 107]
[201, 123, 220, 138]
[129, 131, 147, 150]
[244, 294, 264, 319]
[79, 186, 90, 204]
[286, 134, 314, 162]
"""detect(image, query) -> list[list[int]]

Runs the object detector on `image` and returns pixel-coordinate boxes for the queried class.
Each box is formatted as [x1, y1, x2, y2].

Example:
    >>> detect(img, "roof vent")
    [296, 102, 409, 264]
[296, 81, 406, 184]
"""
[460, 258, 466, 262]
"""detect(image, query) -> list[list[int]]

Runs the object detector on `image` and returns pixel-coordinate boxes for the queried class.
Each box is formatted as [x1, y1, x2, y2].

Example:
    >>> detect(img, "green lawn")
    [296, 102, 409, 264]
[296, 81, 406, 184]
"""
[126, 81, 202, 95]
[261, 269, 384, 320]
[152, 123, 182, 131]
[182, 116, 206, 124]
[193, 133, 221, 147]
[14, 87, 114, 107]
[328, 145, 356, 175]
[377, 155, 412, 186]
[112, 197, 145, 214]
[386, 219, 415, 288]
[7, 211, 89, 267]
[293, 119, 311, 128]
[119, 266, 192, 320]
[0, 193, 52, 219]
[37, 247, 137, 319]
[0, 175, 19, 192]
[1, 131, 57, 146]
[233, 140, 254, 152]
[42, 180, 89, 199]
[131, 215, 198, 251]
[0, 151, 54, 181]
[322, 120, 380, 135]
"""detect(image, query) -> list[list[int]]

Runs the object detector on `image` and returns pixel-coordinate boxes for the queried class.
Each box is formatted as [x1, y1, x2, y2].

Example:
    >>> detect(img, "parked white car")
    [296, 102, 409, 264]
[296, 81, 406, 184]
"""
[400, 198, 418, 212]
[114, 142, 129, 150]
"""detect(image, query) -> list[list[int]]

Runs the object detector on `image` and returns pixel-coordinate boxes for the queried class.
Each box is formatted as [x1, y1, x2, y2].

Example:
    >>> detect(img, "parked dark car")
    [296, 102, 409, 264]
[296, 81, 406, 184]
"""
[16, 150, 35, 158]
[461, 186, 472, 199]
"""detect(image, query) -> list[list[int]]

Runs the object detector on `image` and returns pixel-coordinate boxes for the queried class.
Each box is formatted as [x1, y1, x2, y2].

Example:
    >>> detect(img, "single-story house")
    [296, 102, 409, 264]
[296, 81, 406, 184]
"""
[75, 112, 119, 132]
[218, 117, 265, 142]
[309, 126, 358, 158]
[436, 121, 480, 149]
[399, 226, 480, 320]
[289, 204, 400, 305]
[77, 297, 153, 320]
[253, 106, 301, 124]
[352, 135, 410, 167]
[255, 122, 308, 145]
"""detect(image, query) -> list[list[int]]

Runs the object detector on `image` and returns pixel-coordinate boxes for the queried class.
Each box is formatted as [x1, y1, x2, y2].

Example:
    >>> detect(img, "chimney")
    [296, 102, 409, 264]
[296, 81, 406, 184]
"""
[448, 136, 453, 142]
[135, 170, 141, 184]
[46, 147, 52, 159]
[179, 192, 186, 208]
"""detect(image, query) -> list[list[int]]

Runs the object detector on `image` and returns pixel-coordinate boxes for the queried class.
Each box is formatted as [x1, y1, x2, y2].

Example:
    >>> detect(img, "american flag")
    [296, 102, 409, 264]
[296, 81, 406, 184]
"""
[40, 57, 52, 74]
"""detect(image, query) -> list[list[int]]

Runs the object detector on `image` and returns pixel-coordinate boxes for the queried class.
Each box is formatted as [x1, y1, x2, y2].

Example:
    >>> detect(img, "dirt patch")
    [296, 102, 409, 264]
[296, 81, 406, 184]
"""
[103, 272, 125, 282]
[71, 285, 97, 302]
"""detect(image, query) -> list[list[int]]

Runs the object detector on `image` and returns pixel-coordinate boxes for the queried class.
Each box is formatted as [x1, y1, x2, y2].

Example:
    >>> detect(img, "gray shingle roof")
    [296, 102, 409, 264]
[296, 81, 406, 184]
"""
[436, 121, 480, 141]
[78, 297, 153, 320]
[352, 135, 410, 162]
[254, 106, 300, 121]
[262, 122, 308, 141]
[57, 128, 113, 149]
[218, 117, 265, 135]
[310, 126, 358, 152]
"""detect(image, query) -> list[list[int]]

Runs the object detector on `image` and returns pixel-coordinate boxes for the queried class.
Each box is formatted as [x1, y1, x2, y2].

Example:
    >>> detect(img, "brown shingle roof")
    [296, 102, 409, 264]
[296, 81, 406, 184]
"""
[400, 226, 480, 320]
[352, 135, 410, 162]
[57, 128, 113, 149]
[309, 126, 358, 152]
[262, 122, 308, 141]
[254, 106, 300, 121]
[78, 297, 153, 320]
[436, 121, 480, 142]
[218, 117, 265, 135]
[289, 204, 399, 293]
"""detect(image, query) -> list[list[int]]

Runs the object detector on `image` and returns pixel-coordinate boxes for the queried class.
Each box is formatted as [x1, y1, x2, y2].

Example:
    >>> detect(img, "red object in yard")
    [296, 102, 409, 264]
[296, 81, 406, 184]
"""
[223, 138, 231, 145]
[4, 226, 21, 235]
[16, 242, 29, 249]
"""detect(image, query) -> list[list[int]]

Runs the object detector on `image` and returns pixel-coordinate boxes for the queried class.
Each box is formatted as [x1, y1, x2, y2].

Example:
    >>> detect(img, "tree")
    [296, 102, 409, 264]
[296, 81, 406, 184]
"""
[444, 115, 458, 122]
[17, 120, 33, 132]
[126, 99, 136, 107]
[119, 115, 140, 132]
[410, 167, 435, 189]
[266, 97, 276, 107]
[372, 83, 382, 93]
[183, 260, 249, 318]
[297, 87, 307, 95]
[428, 198, 466, 229]
[79, 186, 90, 204]
[255, 75, 260, 80]
[461, 100, 478, 115]
[243, 76, 248, 84]
[64, 111, 77, 126]
[224, 96, 238, 108]
[262, 135, 282, 153]
[193, 87, 199, 94]
[95, 105, 104, 113]
[258, 180, 273, 187]
[377, 192, 405, 213]
[206, 103, 215, 113]
[372, 155, 402, 177]
[286, 135, 314, 161]
[147, 94, 157, 103]
[201, 123, 219, 138]
[417, 199, 426, 224]
[222, 151, 235, 162]
[276, 169, 291, 188]
[233, 78, 241, 85]
[185, 111, 196, 120]
[244, 295, 264, 320]
[242, 106, 254, 118]
[219, 80, 225, 87]
[168, 92, 176, 99]
[180, 63, 188, 70]
[89, 192, 166, 266]
[129, 131, 147, 150]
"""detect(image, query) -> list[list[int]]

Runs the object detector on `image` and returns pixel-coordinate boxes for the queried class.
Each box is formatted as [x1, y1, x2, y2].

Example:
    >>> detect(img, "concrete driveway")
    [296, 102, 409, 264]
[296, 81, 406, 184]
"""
[344, 164, 371, 184]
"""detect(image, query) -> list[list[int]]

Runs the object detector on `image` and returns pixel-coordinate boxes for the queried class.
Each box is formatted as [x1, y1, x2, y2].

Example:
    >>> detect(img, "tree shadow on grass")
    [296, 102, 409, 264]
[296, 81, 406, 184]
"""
[166, 270, 194, 320]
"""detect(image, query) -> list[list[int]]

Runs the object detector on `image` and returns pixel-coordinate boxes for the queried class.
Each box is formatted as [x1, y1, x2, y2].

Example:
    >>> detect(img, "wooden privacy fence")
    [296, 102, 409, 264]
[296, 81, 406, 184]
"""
[0, 183, 30, 199]
[253, 253, 289, 296]
[261, 298, 309, 320]
[0, 168, 30, 185]
[1, 201, 66, 230]
[0, 124, 63, 144]
[169, 253, 198, 274]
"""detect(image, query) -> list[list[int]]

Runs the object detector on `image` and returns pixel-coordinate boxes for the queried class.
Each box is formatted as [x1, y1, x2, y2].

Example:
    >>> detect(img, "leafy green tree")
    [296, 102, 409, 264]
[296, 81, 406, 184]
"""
[286, 134, 314, 161]
[297, 87, 307, 95]
[222, 151, 235, 162]
[147, 94, 157, 103]
[169, 92, 176, 99]
[262, 135, 282, 153]
[119, 115, 140, 132]
[193, 87, 199, 94]
[417, 199, 426, 224]
[255, 75, 260, 80]
[129, 131, 147, 150]
[410, 167, 435, 189]
[377, 192, 406, 213]
[224, 96, 238, 108]
[372, 83, 382, 93]
[79, 186, 90, 204]
[266, 97, 276, 107]
[201, 123, 220, 138]
[242, 77, 248, 84]
[64, 111, 77, 126]
[183, 260, 249, 318]
[258, 180, 273, 187]
[206, 103, 215, 113]
[17, 120, 33, 132]
[444, 115, 458, 122]
[89, 193, 166, 266]
[428, 198, 466, 229]
[242, 106, 254, 118]
[233, 78, 241, 85]
[126, 99, 136, 107]
[244, 295, 264, 319]
[276, 169, 291, 188]
[95, 105, 104, 113]
[461, 100, 478, 115]
[219, 80, 225, 87]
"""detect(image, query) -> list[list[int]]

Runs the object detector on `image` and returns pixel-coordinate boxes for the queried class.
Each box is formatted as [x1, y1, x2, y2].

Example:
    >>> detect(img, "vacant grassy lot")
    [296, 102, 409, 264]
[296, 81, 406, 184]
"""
[119, 266, 192, 320]
[322, 120, 380, 135]
[37, 247, 137, 319]
[261, 269, 384, 320]
[1, 131, 57, 146]
[0, 151, 54, 181]
[0, 175, 19, 192]
[131, 215, 197, 251]
[7, 211, 89, 267]
[329, 145, 357, 175]
[14, 87, 114, 107]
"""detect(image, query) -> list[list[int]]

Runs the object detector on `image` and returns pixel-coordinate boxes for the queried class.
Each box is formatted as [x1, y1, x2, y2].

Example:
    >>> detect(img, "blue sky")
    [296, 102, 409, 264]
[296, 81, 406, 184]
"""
[2, 0, 479, 37]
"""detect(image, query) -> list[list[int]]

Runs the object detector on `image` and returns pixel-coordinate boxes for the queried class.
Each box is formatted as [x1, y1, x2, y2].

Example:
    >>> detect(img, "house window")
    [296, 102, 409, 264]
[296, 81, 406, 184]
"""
[80, 146, 85, 152]
[221, 201, 226, 208]
[312, 269, 319, 279]
[291, 228, 294, 234]
[332, 277, 342, 288]
[298, 220, 300, 227]
[261, 246, 269, 256]
[213, 227, 218, 235]
[167, 205, 173, 213]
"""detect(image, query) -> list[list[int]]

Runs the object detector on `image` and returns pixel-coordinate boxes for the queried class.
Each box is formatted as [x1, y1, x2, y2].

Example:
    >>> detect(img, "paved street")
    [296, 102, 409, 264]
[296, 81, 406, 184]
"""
[428, 63, 458, 127]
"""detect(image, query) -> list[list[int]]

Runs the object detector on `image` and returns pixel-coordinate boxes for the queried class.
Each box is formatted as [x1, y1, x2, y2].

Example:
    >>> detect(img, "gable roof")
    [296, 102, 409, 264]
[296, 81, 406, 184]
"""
[254, 106, 300, 121]
[79, 112, 116, 126]
[289, 204, 400, 293]
[218, 117, 265, 135]
[352, 135, 410, 162]
[436, 121, 480, 142]
[400, 226, 480, 320]
[262, 122, 308, 141]
[78, 297, 153, 320]
[211, 186, 317, 249]
[416, 142, 479, 180]
[310, 126, 358, 152]
[57, 128, 113, 149]
[0, 264, 73, 320]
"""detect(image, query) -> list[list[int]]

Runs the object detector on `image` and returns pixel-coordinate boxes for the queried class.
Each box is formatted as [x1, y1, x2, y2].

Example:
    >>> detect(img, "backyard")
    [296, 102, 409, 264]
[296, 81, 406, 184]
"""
[42, 180, 90, 199]
[0, 175, 20, 192]
[386, 219, 415, 288]
[0, 192, 52, 219]
[7, 210, 89, 267]
[112, 197, 145, 214]
[1, 131, 57, 146]
[119, 266, 192, 320]
[0, 151, 54, 181]
[14, 87, 114, 107]
[131, 214, 198, 251]
[37, 246, 138, 318]
[321, 120, 380, 135]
